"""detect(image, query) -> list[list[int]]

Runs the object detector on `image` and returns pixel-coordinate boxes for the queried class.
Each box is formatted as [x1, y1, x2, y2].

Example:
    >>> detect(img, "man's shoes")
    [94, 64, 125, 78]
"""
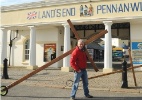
[70, 97, 75, 100]
[85, 94, 93, 98]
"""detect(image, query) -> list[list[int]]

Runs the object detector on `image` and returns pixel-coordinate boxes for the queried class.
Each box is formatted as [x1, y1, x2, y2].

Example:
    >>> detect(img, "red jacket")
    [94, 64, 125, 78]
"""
[70, 46, 87, 71]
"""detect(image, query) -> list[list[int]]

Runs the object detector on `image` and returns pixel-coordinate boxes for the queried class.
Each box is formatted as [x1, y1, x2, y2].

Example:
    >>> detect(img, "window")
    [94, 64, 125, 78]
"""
[25, 39, 30, 60]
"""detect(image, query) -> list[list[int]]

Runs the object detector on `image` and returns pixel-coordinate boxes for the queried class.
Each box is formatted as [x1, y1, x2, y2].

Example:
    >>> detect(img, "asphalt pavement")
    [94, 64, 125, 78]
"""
[1, 84, 142, 100]
[1, 62, 142, 100]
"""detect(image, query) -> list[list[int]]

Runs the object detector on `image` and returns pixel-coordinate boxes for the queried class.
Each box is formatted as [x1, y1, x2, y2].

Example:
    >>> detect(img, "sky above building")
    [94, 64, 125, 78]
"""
[0, 0, 42, 6]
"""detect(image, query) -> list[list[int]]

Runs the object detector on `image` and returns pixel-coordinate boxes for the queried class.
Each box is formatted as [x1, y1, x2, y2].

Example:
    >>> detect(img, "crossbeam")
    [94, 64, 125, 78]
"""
[88, 65, 142, 80]
[67, 19, 98, 72]
[128, 49, 137, 86]
[5, 28, 108, 90]
[66, 65, 142, 87]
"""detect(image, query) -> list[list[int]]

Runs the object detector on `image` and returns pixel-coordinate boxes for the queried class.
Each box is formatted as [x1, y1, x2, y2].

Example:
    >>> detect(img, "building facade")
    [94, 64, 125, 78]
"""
[0, 0, 142, 72]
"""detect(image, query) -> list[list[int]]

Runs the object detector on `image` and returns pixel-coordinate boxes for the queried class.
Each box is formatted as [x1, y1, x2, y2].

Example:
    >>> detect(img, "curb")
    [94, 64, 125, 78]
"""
[110, 88, 141, 94]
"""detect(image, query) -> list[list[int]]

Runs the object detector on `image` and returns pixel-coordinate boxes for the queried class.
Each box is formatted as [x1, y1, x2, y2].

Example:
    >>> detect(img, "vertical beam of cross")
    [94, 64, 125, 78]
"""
[67, 19, 99, 72]
[128, 49, 137, 86]
[2, 20, 108, 94]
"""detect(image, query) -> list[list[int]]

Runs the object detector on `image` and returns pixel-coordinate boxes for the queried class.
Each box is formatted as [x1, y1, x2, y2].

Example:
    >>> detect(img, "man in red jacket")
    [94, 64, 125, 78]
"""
[70, 39, 93, 100]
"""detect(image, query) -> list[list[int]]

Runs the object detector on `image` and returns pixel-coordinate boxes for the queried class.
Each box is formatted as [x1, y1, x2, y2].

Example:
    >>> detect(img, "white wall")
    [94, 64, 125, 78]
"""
[10, 27, 60, 68]
[36, 27, 59, 67]
[112, 38, 119, 47]
[12, 30, 30, 67]
[57, 26, 64, 67]
[131, 23, 142, 41]
[0, 31, 2, 65]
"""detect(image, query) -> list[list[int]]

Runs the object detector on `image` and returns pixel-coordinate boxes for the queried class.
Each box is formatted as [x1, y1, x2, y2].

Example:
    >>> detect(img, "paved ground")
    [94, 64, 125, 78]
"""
[1, 62, 142, 99]
[1, 84, 142, 100]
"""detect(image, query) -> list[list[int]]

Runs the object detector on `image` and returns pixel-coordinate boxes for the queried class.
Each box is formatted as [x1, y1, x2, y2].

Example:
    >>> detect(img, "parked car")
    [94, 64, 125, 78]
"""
[112, 47, 123, 61]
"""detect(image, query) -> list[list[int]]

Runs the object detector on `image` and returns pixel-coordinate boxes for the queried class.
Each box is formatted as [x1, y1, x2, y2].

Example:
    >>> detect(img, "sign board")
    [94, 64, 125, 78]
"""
[44, 43, 56, 62]
[132, 42, 142, 64]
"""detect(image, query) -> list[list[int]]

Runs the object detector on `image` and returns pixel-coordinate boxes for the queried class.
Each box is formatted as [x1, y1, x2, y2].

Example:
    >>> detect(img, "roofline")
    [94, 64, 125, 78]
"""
[1, 0, 101, 12]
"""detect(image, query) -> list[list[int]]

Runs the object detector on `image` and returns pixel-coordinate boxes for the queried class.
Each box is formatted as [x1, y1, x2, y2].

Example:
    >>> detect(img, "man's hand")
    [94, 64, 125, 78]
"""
[77, 70, 81, 73]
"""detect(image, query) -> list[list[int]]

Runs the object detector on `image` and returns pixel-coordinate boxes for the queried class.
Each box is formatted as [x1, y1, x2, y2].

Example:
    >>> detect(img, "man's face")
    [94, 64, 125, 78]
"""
[78, 42, 84, 50]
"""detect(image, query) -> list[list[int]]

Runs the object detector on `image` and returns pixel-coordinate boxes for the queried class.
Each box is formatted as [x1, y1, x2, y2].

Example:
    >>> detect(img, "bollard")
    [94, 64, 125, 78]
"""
[2, 58, 9, 79]
[121, 59, 128, 88]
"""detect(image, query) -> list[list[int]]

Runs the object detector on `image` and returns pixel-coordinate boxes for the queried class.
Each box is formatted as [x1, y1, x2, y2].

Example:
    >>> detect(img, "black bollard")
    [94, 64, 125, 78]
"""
[2, 58, 9, 79]
[121, 60, 128, 88]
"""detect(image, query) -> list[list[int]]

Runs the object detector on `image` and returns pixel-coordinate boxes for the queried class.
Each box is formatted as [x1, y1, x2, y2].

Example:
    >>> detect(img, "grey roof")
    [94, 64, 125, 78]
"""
[87, 42, 104, 50]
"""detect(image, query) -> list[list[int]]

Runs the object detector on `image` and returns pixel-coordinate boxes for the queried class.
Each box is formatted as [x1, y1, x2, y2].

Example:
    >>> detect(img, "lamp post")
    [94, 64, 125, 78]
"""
[9, 30, 18, 66]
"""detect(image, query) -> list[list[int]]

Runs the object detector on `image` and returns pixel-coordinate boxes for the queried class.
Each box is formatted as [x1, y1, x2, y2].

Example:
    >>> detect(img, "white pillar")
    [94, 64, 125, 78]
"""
[28, 26, 38, 69]
[0, 28, 8, 67]
[103, 21, 113, 73]
[61, 24, 72, 72]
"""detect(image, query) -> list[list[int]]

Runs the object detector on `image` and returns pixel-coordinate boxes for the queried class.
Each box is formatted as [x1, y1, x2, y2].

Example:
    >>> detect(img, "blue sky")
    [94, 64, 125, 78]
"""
[0, 0, 42, 6]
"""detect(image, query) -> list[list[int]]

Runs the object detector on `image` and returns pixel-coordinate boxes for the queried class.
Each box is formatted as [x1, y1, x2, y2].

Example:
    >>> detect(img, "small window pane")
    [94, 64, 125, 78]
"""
[25, 39, 30, 60]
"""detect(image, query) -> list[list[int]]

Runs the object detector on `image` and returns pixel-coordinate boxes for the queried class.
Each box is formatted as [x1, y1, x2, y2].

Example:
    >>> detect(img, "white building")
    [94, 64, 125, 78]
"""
[0, 0, 142, 72]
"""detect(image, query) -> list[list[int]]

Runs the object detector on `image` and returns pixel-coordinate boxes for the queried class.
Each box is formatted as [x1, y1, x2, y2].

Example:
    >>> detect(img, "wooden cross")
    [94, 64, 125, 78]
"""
[67, 19, 98, 72]
[1, 19, 108, 96]
[87, 49, 140, 87]
[66, 49, 142, 86]
[128, 49, 137, 86]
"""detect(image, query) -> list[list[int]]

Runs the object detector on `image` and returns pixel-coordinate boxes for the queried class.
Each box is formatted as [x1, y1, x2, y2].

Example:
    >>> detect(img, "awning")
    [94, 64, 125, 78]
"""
[87, 41, 104, 50]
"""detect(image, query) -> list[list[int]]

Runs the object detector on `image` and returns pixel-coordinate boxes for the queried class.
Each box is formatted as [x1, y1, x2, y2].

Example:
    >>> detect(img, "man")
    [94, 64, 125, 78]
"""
[121, 42, 127, 49]
[47, 47, 53, 61]
[70, 39, 93, 100]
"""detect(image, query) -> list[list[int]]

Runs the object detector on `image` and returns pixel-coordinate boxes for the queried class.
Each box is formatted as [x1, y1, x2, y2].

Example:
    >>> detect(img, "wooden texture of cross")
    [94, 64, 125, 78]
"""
[67, 19, 99, 72]
[1, 19, 108, 96]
